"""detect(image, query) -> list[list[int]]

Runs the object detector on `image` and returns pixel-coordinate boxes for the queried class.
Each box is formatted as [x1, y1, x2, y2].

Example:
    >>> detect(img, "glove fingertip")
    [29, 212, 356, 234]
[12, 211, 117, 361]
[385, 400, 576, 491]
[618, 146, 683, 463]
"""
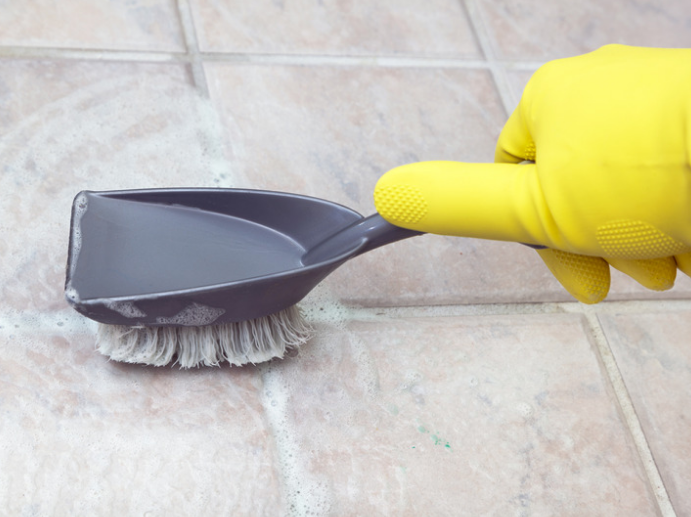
[608, 257, 676, 291]
[675, 252, 691, 279]
[536, 248, 610, 304]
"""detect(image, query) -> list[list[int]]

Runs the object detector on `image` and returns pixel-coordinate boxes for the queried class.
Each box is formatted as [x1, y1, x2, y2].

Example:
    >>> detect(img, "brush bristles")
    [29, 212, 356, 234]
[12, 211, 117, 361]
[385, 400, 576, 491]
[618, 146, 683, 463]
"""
[96, 306, 313, 368]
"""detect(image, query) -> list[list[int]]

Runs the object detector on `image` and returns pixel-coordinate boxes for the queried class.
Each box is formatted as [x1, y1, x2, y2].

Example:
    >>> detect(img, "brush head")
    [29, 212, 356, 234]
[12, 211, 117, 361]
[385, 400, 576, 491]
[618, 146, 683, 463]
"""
[95, 306, 312, 368]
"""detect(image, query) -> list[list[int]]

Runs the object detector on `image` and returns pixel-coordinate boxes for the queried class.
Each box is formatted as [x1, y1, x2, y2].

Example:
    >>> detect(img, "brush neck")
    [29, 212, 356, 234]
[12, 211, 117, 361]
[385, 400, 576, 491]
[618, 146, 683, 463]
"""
[301, 214, 423, 266]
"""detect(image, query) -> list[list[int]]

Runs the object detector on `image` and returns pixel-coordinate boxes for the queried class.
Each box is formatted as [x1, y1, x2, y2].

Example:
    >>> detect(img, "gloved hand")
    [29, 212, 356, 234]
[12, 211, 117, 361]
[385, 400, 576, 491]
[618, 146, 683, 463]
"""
[374, 44, 691, 303]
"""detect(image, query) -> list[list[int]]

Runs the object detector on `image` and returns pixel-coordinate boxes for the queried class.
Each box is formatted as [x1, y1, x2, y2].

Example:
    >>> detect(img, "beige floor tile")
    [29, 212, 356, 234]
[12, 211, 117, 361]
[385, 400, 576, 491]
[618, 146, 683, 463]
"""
[191, 0, 480, 57]
[203, 63, 506, 206]
[0, 60, 234, 315]
[261, 314, 657, 515]
[331, 239, 691, 308]
[599, 311, 691, 514]
[0, 0, 183, 51]
[476, 0, 691, 60]
[608, 270, 691, 302]
[0, 330, 282, 515]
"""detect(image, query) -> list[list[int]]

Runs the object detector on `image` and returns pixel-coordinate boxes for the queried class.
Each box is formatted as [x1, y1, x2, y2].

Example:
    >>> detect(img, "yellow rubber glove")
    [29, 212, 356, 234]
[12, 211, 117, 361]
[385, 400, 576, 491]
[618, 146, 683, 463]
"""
[374, 45, 691, 303]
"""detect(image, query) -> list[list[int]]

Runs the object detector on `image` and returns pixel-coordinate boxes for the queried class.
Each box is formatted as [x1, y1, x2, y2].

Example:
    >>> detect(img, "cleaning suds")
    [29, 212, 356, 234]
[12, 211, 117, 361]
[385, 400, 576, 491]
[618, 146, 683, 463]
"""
[256, 283, 401, 515]
[299, 282, 352, 331]
[155, 303, 225, 326]
[260, 363, 333, 516]
[67, 192, 88, 279]
[104, 301, 147, 319]
[64, 287, 80, 305]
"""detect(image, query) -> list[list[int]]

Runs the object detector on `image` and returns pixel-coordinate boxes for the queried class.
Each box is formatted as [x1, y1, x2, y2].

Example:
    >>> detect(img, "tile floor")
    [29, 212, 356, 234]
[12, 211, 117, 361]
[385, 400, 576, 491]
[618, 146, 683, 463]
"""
[1, 0, 690, 515]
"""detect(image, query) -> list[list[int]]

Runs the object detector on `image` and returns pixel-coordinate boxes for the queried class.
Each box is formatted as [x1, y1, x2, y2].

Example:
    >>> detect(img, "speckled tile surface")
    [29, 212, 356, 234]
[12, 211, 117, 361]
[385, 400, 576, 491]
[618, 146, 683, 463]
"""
[475, 0, 691, 60]
[190, 0, 480, 57]
[0, 0, 183, 51]
[600, 311, 691, 515]
[256, 313, 657, 515]
[1, 0, 690, 515]
[204, 63, 504, 203]
[0, 332, 283, 515]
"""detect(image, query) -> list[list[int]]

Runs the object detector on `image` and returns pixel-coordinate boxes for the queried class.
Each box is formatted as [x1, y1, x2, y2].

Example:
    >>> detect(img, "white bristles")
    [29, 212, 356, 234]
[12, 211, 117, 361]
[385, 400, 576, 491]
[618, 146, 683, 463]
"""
[96, 306, 313, 368]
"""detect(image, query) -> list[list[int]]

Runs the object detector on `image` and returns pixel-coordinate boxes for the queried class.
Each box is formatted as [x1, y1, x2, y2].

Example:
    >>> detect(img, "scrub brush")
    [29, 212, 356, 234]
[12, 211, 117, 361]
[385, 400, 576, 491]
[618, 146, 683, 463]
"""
[66, 187, 420, 369]
[94, 306, 312, 368]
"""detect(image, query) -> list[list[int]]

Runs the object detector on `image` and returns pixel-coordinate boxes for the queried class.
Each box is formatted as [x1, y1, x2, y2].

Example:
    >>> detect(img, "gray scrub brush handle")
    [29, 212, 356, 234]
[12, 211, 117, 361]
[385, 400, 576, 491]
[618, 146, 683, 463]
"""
[302, 213, 543, 266]
[302, 214, 423, 266]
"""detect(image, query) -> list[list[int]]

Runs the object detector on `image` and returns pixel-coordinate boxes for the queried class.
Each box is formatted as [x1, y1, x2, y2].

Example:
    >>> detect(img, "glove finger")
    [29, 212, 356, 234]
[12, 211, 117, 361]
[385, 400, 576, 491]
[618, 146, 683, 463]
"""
[495, 104, 536, 164]
[674, 252, 691, 278]
[535, 248, 610, 304]
[607, 257, 676, 291]
[374, 161, 555, 246]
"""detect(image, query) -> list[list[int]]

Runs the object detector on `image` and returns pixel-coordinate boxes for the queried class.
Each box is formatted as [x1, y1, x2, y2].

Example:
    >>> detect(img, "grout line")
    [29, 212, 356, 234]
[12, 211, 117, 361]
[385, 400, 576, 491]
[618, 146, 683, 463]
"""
[461, 0, 518, 115]
[501, 60, 544, 72]
[0, 45, 187, 63]
[582, 313, 676, 517]
[175, 0, 210, 96]
[198, 52, 490, 69]
[258, 364, 331, 513]
[0, 43, 540, 71]
[348, 302, 566, 320]
[344, 298, 691, 320]
[3, 299, 690, 335]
